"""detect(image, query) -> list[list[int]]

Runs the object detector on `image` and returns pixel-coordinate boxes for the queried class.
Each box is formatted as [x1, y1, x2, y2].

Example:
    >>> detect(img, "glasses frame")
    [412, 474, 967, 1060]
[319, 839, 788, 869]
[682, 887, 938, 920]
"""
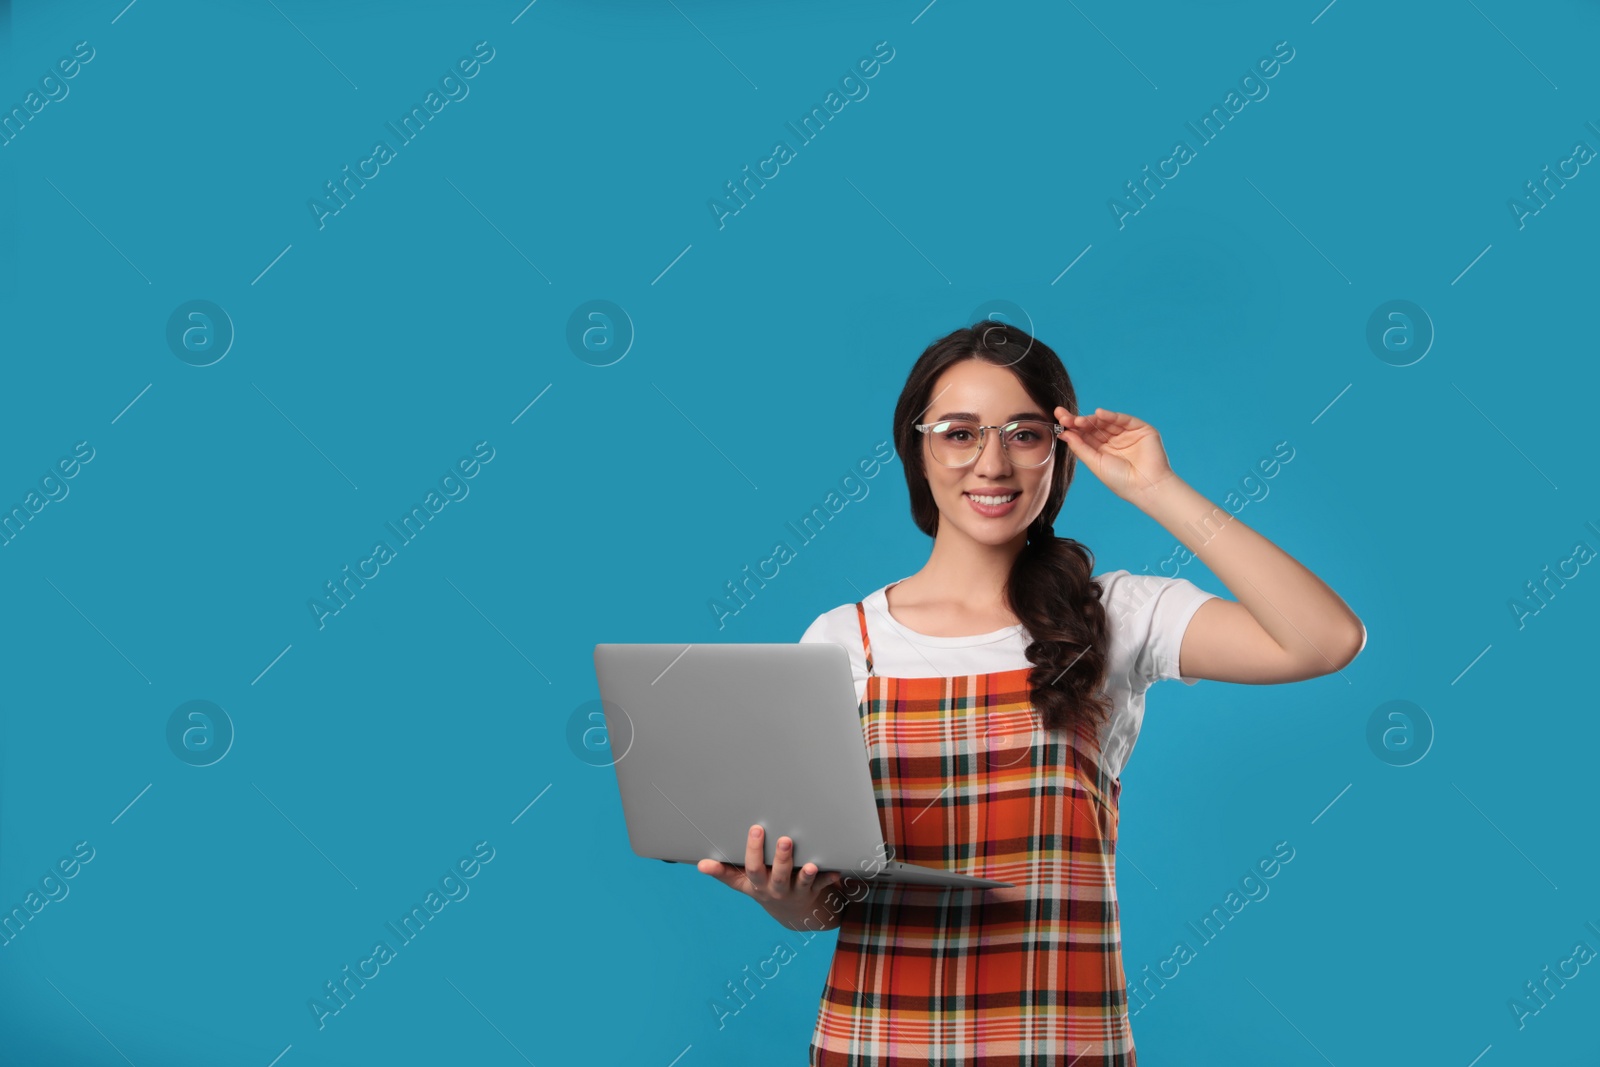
[913, 419, 1066, 469]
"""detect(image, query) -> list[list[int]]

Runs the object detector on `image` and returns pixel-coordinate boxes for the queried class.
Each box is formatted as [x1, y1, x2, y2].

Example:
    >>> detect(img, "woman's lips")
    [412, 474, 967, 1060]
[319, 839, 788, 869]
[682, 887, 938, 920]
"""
[965, 490, 1020, 517]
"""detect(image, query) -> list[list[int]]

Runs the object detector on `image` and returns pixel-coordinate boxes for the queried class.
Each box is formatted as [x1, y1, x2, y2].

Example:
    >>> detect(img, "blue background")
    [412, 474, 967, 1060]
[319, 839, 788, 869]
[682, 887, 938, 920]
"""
[2, 0, 1597, 1064]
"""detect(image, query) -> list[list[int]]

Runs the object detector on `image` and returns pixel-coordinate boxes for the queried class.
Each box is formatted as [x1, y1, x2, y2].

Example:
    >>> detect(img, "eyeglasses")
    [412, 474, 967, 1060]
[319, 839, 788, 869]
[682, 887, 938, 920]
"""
[913, 419, 1064, 468]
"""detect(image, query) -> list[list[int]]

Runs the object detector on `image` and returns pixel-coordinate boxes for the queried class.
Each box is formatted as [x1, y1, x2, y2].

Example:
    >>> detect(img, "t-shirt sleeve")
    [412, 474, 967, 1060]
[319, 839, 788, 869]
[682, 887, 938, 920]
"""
[799, 607, 851, 660]
[800, 606, 868, 699]
[799, 614, 827, 645]
[1122, 573, 1222, 689]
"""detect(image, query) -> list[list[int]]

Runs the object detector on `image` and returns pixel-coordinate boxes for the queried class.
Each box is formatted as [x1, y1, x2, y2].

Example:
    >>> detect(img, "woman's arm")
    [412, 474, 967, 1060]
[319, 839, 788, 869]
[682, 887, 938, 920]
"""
[1138, 476, 1365, 685]
[1057, 406, 1365, 685]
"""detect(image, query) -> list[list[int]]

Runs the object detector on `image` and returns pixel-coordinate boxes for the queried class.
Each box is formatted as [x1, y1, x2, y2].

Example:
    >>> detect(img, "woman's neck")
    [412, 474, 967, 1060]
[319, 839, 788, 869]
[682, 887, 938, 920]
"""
[889, 529, 1028, 633]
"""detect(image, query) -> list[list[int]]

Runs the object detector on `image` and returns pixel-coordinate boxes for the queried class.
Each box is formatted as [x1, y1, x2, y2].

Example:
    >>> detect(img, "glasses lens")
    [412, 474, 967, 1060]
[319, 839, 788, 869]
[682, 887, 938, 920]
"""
[926, 421, 1057, 467]
[1004, 422, 1056, 467]
[928, 421, 981, 466]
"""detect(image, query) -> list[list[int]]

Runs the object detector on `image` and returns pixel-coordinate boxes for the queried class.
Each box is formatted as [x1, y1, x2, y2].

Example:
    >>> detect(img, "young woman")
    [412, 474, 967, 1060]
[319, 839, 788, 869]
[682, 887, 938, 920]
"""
[697, 321, 1365, 1064]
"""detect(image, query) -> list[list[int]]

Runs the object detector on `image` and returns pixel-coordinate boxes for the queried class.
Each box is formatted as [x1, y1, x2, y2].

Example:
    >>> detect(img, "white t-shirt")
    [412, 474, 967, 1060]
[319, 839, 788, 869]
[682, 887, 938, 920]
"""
[798, 569, 1220, 781]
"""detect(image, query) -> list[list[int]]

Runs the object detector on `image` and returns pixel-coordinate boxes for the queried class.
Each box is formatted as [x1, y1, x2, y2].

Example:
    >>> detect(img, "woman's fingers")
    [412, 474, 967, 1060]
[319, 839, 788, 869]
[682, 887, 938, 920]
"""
[697, 857, 749, 895]
[700, 826, 846, 908]
[1058, 408, 1120, 450]
[743, 824, 768, 892]
[1056, 407, 1090, 435]
[1057, 406, 1125, 429]
[698, 857, 736, 883]
[768, 836, 795, 900]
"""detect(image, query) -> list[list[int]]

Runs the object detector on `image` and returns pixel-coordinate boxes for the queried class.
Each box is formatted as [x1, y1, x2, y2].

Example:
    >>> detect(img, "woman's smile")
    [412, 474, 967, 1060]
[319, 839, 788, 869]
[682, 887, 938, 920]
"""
[964, 489, 1022, 517]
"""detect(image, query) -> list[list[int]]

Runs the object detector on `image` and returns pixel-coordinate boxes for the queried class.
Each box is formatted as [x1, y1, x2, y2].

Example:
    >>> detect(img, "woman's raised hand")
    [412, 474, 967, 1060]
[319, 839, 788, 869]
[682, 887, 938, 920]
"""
[1055, 406, 1175, 501]
[698, 823, 845, 928]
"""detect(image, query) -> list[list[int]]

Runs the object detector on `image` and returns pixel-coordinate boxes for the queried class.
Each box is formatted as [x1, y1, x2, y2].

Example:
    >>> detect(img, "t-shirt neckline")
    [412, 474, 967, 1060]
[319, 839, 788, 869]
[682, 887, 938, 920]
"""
[873, 578, 1027, 647]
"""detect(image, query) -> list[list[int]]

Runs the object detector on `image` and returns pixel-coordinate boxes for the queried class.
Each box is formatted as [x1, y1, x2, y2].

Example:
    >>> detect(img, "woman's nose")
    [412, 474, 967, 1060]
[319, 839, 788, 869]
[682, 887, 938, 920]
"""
[975, 432, 1011, 472]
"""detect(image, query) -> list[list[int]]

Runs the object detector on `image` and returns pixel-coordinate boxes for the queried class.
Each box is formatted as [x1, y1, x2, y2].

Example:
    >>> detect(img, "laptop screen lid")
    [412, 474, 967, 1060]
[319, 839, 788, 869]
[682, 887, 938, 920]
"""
[592, 642, 893, 877]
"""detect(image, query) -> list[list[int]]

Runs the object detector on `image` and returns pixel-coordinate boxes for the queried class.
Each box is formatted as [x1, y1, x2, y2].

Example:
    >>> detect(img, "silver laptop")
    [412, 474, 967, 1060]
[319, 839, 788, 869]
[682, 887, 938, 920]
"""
[592, 642, 1012, 889]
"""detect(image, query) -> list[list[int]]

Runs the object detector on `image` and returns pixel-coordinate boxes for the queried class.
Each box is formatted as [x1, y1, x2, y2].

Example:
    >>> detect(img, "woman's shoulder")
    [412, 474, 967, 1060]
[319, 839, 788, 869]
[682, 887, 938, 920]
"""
[798, 599, 871, 684]
[1092, 568, 1143, 618]
[1093, 567, 1212, 617]
[799, 599, 864, 645]
[1094, 567, 1222, 688]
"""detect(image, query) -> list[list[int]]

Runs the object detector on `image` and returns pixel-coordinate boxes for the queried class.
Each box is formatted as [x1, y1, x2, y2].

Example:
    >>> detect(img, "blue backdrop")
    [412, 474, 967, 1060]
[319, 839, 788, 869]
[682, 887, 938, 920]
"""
[2, 1, 1597, 1064]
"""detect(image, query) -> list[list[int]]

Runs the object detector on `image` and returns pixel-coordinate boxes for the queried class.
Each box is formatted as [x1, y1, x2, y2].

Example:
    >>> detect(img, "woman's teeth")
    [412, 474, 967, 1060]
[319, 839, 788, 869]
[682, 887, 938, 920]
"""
[968, 493, 1019, 505]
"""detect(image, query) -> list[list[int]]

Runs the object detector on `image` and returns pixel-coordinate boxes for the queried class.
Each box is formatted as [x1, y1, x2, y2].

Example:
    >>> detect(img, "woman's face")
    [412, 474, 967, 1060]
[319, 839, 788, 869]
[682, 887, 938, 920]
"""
[919, 359, 1058, 546]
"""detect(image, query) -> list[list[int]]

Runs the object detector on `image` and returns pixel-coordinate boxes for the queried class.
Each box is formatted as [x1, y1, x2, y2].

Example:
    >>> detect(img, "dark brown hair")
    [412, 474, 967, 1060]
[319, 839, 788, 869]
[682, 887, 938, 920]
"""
[892, 321, 1111, 734]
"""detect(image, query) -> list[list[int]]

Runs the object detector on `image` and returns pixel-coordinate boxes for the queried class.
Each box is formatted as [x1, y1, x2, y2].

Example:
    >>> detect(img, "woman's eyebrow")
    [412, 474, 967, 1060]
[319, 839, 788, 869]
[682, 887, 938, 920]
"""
[932, 410, 1051, 422]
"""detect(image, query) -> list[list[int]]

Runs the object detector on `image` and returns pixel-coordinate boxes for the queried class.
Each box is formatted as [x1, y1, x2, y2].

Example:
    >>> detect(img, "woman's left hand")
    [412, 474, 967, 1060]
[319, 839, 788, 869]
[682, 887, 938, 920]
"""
[1054, 406, 1175, 501]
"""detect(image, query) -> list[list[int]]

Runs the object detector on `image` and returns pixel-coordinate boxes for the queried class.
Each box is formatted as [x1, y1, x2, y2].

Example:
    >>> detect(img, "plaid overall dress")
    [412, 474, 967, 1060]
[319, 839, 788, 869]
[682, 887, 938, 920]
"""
[809, 597, 1137, 1065]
